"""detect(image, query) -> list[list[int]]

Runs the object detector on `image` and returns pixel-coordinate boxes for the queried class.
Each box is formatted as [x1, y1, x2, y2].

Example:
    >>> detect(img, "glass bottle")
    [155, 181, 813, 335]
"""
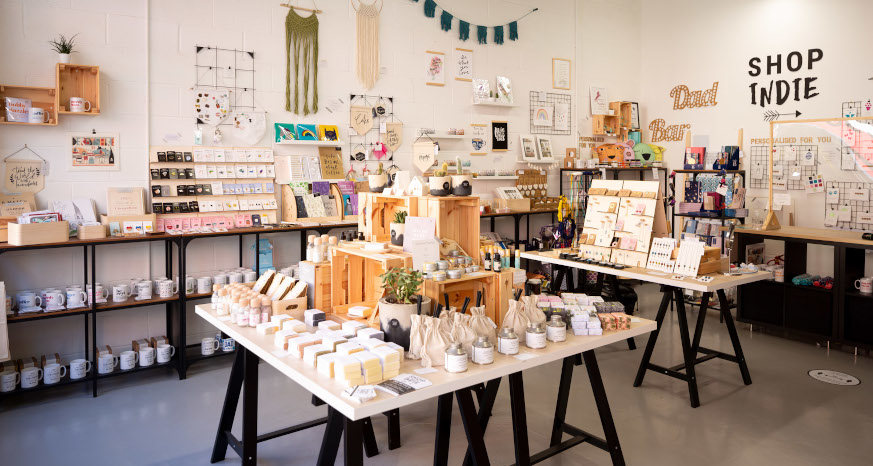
[216, 289, 229, 316]
[236, 297, 249, 327]
[260, 297, 272, 324]
[328, 236, 338, 258]
[493, 248, 502, 272]
[229, 294, 241, 324]
[211, 284, 221, 305]
[312, 237, 324, 263]
[246, 298, 260, 327]
[484, 247, 492, 271]
[306, 235, 316, 262]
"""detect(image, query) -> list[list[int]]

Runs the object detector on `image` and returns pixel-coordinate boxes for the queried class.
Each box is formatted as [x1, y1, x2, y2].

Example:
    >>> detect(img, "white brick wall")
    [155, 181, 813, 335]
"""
[0, 0, 642, 361]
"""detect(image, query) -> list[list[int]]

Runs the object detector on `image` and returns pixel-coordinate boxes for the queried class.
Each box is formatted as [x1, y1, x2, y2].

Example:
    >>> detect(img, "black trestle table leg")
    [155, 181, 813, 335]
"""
[582, 350, 626, 466]
[719, 289, 752, 385]
[633, 286, 672, 387]
[361, 417, 379, 458]
[691, 292, 711, 353]
[211, 348, 246, 464]
[317, 406, 344, 466]
[550, 357, 575, 446]
[434, 392, 453, 466]
[457, 387, 491, 466]
[343, 417, 364, 466]
[674, 289, 700, 408]
[463, 378, 501, 466]
[508, 372, 530, 466]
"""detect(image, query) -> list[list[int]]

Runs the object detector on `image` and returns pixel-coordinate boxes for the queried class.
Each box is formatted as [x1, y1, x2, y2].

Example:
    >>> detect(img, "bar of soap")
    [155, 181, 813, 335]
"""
[356, 338, 386, 352]
[336, 342, 364, 356]
[256, 322, 279, 335]
[282, 319, 307, 333]
[318, 320, 341, 331]
[384, 342, 405, 361]
[321, 335, 348, 352]
[317, 353, 339, 377]
[265, 273, 287, 297]
[303, 344, 332, 366]
[372, 346, 400, 367]
[289, 334, 321, 358]
[274, 329, 299, 349]
[573, 327, 589, 336]
[342, 321, 367, 334]
[304, 309, 326, 326]
[271, 314, 292, 327]
[284, 280, 307, 300]
[353, 351, 383, 383]
[347, 306, 372, 318]
[335, 356, 363, 386]
[357, 328, 384, 340]
[253, 269, 275, 294]
[587, 320, 601, 329]
[588, 328, 603, 336]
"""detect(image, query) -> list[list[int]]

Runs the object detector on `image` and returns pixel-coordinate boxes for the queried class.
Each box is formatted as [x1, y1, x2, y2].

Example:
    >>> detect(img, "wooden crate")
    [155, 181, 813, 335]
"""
[299, 260, 338, 311]
[271, 296, 308, 320]
[280, 184, 343, 223]
[0, 85, 58, 125]
[416, 196, 480, 263]
[358, 193, 419, 242]
[422, 269, 513, 326]
[330, 246, 413, 313]
[77, 224, 106, 240]
[8, 221, 69, 246]
[56, 64, 100, 114]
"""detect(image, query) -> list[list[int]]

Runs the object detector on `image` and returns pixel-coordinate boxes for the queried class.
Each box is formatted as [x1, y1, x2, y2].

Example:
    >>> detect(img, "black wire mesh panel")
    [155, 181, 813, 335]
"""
[748, 144, 817, 190]
[785, 145, 818, 191]
[347, 94, 396, 166]
[194, 46, 255, 126]
[824, 181, 873, 232]
[529, 91, 572, 136]
[748, 145, 771, 189]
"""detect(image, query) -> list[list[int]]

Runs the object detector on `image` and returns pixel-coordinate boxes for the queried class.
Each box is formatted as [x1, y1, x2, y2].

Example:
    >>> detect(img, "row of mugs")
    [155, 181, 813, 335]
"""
[14, 285, 95, 312]
[0, 344, 177, 392]
[202, 336, 235, 355]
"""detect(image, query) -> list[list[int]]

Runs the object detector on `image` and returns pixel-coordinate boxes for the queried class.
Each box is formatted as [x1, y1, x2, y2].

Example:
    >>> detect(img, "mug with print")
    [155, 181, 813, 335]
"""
[156, 344, 175, 363]
[213, 274, 228, 285]
[152, 277, 168, 295]
[112, 284, 131, 303]
[185, 276, 196, 294]
[69, 359, 91, 380]
[855, 277, 873, 294]
[43, 363, 67, 385]
[135, 281, 152, 300]
[28, 107, 50, 123]
[20, 367, 42, 389]
[0, 369, 20, 392]
[98, 354, 119, 374]
[243, 271, 257, 282]
[221, 338, 235, 353]
[88, 284, 108, 304]
[17, 292, 42, 310]
[196, 277, 213, 294]
[66, 288, 88, 308]
[119, 350, 138, 370]
[228, 272, 243, 284]
[44, 291, 66, 310]
[157, 280, 177, 298]
[201, 337, 219, 356]
[69, 97, 91, 113]
[138, 347, 155, 367]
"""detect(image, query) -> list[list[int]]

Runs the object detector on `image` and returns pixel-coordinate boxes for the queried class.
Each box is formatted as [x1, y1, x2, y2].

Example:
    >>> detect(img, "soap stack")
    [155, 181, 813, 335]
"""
[354, 351, 383, 384]
[304, 309, 326, 327]
[335, 356, 364, 387]
[569, 305, 602, 335]
[373, 346, 400, 379]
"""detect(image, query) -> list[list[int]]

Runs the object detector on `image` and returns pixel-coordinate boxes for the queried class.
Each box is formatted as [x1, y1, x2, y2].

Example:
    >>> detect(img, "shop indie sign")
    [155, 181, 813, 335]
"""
[748, 48, 822, 107]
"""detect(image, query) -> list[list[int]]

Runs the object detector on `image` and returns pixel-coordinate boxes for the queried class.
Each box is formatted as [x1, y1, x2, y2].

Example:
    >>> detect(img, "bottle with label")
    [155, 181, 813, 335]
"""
[306, 235, 316, 262]
[546, 315, 567, 342]
[493, 248, 502, 272]
[525, 322, 547, 349]
[312, 237, 323, 263]
[237, 297, 250, 327]
[483, 247, 492, 271]
[260, 297, 272, 324]
[515, 249, 521, 268]
[497, 328, 519, 355]
[445, 341, 468, 373]
[216, 289, 229, 316]
[471, 336, 495, 365]
[246, 298, 260, 327]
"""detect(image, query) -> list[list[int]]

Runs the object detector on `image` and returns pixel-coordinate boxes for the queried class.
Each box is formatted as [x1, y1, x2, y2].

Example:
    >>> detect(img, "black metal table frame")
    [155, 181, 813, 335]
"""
[633, 286, 752, 408]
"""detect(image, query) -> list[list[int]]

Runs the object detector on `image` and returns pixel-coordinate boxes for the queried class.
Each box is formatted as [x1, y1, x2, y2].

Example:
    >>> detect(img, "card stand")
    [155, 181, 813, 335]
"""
[330, 246, 413, 318]
[357, 193, 419, 242]
[422, 269, 513, 326]
[416, 196, 481, 265]
[280, 184, 343, 224]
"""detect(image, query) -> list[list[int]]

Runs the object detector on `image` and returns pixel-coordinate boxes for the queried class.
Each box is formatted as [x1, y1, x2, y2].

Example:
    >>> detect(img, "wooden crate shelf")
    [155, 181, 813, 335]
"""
[422, 269, 513, 327]
[358, 193, 419, 242]
[330, 246, 413, 313]
[0, 85, 58, 125]
[56, 64, 100, 114]
[416, 196, 481, 264]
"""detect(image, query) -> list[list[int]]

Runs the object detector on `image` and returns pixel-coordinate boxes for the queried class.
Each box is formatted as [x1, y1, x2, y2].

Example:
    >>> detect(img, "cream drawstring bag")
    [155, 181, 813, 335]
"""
[437, 307, 457, 334]
[501, 299, 530, 344]
[451, 313, 478, 354]
[408, 314, 425, 360]
[521, 295, 546, 325]
[420, 316, 452, 367]
[468, 305, 497, 343]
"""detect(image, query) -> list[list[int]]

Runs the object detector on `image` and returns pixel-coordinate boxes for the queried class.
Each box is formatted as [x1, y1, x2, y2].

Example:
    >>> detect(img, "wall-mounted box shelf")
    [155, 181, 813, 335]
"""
[0, 85, 58, 125]
[56, 64, 101, 115]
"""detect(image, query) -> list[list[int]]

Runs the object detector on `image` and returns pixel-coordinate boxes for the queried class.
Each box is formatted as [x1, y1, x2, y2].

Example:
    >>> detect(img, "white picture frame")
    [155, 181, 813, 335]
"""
[425, 50, 445, 87]
[520, 135, 538, 161]
[68, 132, 120, 171]
[536, 135, 554, 161]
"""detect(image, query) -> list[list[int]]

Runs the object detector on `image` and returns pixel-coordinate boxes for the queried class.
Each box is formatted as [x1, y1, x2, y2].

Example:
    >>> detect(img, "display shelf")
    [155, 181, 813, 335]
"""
[786, 283, 832, 294]
[674, 213, 742, 220]
[185, 344, 235, 364]
[472, 175, 519, 180]
[273, 140, 343, 146]
[96, 358, 176, 380]
[673, 169, 746, 174]
[0, 85, 58, 125]
[417, 130, 466, 139]
[94, 295, 178, 312]
[56, 64, 100, 114]
[0, 373, 91, 397]
[516, 159, 559, 165]
[472, 101, 516, 108]
[845, 290, 873, 300]
[6, 307, 91, 324]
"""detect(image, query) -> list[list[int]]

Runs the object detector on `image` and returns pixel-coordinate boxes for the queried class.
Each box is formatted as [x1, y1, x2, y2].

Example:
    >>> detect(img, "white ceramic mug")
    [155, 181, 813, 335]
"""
[855, 277, 873, 294]
[98, 354, 118, 374]
[138, 347, 155, 367]
[157, 280, 177, 298]
[43, 363, 67, 385]
[196, 277, 213, 294]
[213, 274, 228, 285]
[221, 338, 235, 353]
[28, 107, 49, 123]
[119, 350, 138, 370]
[0, 369, 20, 392]
[243, 271, 257, 282]
[88, 284, 108, 304]
[152, 277, 167, 295]
[112, 284, 131, 303]
[228, 272, 243, 284]
[69, 359, 91, 380]
[17, 292, 41, 310]
[201, 337, 219, 356]
[185, 276, 196, 294]
[66, 288, 88, 308]
[135, 281, 152, 300]
[70, 97, 91, 113]
[156, 344, 175, 363]
[20, 367, 42, 389]
[44, 291, 66, 310]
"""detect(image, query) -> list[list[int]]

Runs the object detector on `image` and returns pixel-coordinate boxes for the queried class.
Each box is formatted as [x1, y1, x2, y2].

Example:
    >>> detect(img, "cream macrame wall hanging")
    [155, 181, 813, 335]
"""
[284, 3, 320, 115]
[352, 0, 382, 89]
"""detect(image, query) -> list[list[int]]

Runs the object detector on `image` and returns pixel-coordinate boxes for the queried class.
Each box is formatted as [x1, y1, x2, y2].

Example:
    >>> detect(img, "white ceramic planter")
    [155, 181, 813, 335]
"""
[58, 53, 71, 64]
[451, 175, 473, 196]
[428, 176, 452, 196]
[368, 173, 388, 193]
[390, 222, 405, 246]
[379, 296, 432, 350]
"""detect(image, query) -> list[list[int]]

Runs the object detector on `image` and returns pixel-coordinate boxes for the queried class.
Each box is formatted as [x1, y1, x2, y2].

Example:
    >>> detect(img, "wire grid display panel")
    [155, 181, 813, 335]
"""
[529, 91, 572, 136]
[347, 94, 395, 165]
[825, 181, 873, 232]
[194, 46, 256, 124]
[839, 100, 873, 171]
[748, 145, 817, 190]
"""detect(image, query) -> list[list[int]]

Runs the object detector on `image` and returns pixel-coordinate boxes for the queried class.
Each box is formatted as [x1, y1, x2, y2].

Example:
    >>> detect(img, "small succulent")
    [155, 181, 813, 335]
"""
[375, 162, 384, 175]
[456, 156, 463, 175]
[433, 162, 449, 177]
[393, 211, 408, 224]
[49, 34, 78, 54]
[380, 267, 424, 305]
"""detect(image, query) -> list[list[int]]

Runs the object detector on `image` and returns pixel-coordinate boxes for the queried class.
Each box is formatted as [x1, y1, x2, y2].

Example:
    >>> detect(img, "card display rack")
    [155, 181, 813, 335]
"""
[148, 146, 278, 224]
[748, 144, 817, 190]
[671, 169, 745, 253]
[824, 181, 873, 232]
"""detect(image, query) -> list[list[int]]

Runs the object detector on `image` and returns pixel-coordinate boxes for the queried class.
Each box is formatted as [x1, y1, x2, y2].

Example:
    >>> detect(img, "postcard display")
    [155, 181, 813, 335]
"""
[148, 146, 278, 230]
[579, 179, 668, 267]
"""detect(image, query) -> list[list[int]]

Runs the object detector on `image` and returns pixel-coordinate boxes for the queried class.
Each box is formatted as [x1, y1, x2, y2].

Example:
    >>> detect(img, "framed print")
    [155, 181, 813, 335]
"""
[425, 50, 445, 86]
[536, 135, 554, 161]
[68, 132, 120, 171]
[520, 134, 538, 161]
[532, 104, 554, 127]
[590, 86, 609, 115]
[552, 58, 571, 90]
[630, 102, 640, 130]
[492, 121, 508, 151]
[455, 48, 472, 82]
[471, 123, 488, 155]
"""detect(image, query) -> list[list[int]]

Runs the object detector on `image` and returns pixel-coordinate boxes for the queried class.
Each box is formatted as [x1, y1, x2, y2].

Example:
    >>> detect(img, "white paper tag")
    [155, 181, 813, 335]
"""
[652, 167, 659, 180]
[380, 122, 387, 133]
[513, 352, 537, 361]
[414, 367, 438, 375]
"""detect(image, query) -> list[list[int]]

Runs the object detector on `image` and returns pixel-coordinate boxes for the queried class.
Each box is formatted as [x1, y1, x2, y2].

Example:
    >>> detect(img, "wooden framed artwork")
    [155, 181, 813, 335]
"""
[471, 123, 487, 155]
[552, 58, 571, 90]
[454, 48, 472, 82]
[68, 132, 120, 171]
[492, 121, 508, 151]
[630, 102, 641, 130]
[425, 50, 445, 86]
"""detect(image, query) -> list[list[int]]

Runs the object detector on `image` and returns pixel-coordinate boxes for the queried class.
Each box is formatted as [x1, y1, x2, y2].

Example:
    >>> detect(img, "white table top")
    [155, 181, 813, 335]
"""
[195, 304, 655, 421]
[521, 251, 773, 293]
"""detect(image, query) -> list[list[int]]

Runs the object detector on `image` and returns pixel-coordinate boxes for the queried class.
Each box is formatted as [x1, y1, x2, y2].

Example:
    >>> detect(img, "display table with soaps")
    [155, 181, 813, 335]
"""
[195, 303, 656, 465]
[522, 250, 771, 407]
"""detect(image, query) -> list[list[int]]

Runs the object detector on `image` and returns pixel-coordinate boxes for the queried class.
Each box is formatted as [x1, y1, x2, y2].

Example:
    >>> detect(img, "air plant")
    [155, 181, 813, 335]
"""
[49, 34, 78, 54]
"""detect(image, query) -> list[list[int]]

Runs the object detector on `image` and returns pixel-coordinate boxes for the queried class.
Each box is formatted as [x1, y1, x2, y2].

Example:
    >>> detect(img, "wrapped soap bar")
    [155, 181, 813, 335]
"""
[256, 322, 279, 335]
[318, 320, 340, 331]
[271, 314, 292, 327]
[586, 319, 601, 329]
[383, 342, 405, 361]
[353, 351, 383, 384]
[317, 353, 338, 377]
[356, 337, 386, 351]
[588, 328, 603, 336]
[289, 334, 321, 358]
[372, 346, 400, 378]
[573, 327, 589, 336]
[284, 280, 308, 300]
[613, 313, 632, 330]
[253, 269, 276, 294]
[347, 305, 372, 318]
[321, 335, 348, 352]
[335, 356, 363, 387]
[342, 321, 367, 334]
[283, 319, 307, 333]
[303, 344, 332, 366]
[304, 309, 326, 326]
[357, 328, 384, 340]
[274, 329, 299, 349]
[336, 341, 364, 356]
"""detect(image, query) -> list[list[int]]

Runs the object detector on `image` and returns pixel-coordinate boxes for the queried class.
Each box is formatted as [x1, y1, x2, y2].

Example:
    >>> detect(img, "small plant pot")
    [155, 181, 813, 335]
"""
[379, 296, 432, 350]
[451, 175, 473, 196]
[368, 173, 388, 193]
[390, 222, 405, 246]
[58, 53, 71, 64]
[429, 176, 452, 196]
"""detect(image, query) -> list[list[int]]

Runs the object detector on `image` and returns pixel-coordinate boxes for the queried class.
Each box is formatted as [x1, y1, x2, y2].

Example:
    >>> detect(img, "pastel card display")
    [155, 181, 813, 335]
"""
[297, 124, 318, 141]
[275, 123, 296, 142]
[826, 187, 840, 204]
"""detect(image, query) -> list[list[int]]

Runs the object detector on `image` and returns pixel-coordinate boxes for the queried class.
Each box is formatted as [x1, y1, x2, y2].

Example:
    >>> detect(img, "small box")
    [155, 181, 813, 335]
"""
[150, 336, 169, 348]
[8, 221, 69, 246]
[96, 345, 113, 358]
[77, 224, 107, 240]
[132, 338, 150, 352]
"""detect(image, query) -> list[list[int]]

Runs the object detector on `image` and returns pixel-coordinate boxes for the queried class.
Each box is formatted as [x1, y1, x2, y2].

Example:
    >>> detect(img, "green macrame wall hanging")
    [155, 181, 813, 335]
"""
[284, 8, 319, 115]
[412, 1, 536, 45]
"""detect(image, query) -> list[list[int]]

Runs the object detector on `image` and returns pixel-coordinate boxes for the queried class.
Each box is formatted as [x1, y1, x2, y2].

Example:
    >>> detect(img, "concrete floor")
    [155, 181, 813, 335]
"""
[1, 283, 871, 465]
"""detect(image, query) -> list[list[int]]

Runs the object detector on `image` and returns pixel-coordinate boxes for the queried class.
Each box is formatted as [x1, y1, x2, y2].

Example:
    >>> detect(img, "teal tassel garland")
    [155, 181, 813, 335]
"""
[440, 11, 452, 31]
[509, 21, 518, 40]
[424, 0, 436, 18]
[494, 25, 504, 44]
[459, 20, 470, 41]
[477, 25, 487, 44]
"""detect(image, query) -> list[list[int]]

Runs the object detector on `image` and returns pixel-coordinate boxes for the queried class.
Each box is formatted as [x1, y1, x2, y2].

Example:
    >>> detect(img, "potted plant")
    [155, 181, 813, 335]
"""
[429, 162, 452, 196]
[390, 210, 407, 246]
[451, 156, 473, 196]
[368, 162, 388, 193]
[49, 33, 77, 64]
[379, 267, 432, 349]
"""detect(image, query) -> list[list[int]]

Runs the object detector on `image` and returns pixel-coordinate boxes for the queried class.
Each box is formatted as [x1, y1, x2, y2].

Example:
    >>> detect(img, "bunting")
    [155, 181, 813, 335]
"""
[411, 1, 537, 45]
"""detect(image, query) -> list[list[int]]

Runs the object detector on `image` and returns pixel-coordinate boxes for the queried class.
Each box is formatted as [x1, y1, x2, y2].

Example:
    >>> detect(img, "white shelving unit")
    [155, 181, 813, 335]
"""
[417, 130, 467, 140]
[474, 176, 519, 180]
[516, 159, 559, 165]
[472, 101, 516, 108]
[273, 140, 344, 146]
